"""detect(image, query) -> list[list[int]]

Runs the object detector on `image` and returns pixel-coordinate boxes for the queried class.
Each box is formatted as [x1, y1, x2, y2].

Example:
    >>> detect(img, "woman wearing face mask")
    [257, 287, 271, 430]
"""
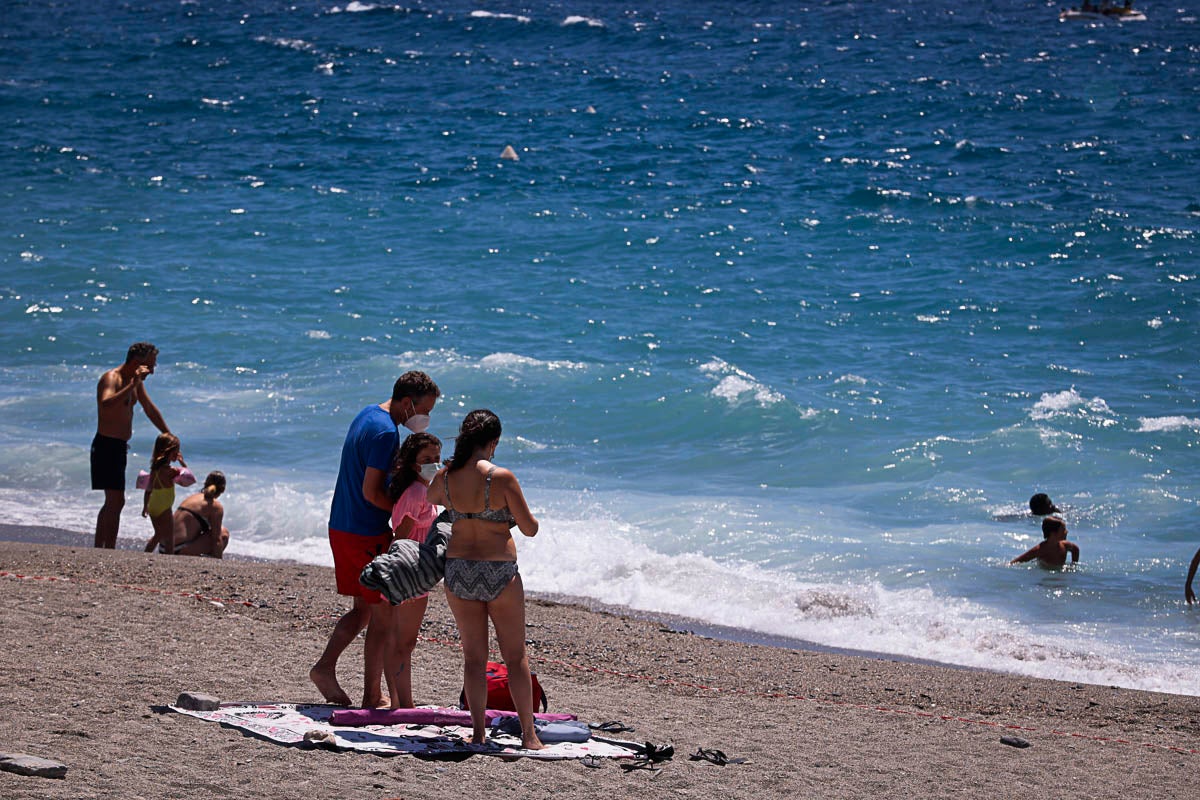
[381, 432, 443, 708]
[424, 409, 543, 750]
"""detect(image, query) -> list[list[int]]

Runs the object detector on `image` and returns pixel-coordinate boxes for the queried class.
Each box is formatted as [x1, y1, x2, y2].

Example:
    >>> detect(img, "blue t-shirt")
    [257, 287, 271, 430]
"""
[328, 404, 398, 536]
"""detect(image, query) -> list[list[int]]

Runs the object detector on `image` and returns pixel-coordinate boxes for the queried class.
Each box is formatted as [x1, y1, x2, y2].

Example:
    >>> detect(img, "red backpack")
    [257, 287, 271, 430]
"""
[460, 661, 548, 712]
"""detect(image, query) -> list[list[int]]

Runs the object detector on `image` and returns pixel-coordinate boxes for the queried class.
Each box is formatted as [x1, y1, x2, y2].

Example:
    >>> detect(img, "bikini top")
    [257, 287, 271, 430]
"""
[181, 506, 212, 535]
[442, 466, 516, 525]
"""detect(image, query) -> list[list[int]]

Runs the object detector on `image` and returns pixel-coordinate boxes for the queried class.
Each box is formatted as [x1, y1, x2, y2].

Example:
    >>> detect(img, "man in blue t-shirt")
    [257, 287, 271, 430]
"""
[310, 370, 439, 708]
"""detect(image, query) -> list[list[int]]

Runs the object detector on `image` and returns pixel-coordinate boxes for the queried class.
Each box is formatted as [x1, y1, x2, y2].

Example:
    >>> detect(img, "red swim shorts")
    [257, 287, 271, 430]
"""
[328, 527, 391, 604]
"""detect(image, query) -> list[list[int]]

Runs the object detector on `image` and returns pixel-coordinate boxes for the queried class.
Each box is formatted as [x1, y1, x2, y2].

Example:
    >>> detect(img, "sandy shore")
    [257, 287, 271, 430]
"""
[1, 532, 1198, 800]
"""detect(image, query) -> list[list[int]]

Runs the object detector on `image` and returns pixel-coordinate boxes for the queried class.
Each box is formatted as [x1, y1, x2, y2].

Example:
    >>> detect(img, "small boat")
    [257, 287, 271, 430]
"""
[1060, 1, 1146, 21]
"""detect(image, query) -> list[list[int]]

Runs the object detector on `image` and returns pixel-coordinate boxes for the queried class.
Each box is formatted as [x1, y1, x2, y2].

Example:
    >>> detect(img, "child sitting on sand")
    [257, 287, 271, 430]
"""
[384, 431, 443, 708]
[1010, 516, 1079, 568]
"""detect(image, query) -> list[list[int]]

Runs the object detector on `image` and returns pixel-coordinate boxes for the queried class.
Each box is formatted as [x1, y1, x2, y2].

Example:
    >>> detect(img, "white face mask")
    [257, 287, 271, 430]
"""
[404, 413, 430, 433]
[417, 462, 440, 482]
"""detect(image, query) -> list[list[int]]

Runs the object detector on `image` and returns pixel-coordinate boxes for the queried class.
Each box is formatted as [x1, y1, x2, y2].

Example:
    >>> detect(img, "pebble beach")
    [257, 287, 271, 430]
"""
[1, 530, 1197, 800]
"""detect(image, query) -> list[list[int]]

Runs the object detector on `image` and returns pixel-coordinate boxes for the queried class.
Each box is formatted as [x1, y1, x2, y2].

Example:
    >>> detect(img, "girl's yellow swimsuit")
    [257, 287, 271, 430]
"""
[146, 472, 175, 517]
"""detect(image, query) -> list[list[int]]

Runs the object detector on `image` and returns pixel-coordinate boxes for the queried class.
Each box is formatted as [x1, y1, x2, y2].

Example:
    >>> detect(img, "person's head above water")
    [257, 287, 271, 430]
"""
[1042, 515, 1067, 539]
[1029, 492, 1061, 516]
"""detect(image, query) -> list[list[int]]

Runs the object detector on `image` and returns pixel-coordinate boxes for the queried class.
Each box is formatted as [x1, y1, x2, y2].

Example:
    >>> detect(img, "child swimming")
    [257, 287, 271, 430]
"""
[1010, 516, 1079, 568]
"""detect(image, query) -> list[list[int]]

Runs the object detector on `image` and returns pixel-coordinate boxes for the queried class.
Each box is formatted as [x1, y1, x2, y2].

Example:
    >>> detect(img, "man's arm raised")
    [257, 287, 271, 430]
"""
[136, 380, 171, 435]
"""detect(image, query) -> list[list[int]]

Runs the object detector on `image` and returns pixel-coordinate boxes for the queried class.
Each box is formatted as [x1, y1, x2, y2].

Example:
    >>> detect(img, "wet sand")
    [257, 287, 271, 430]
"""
[1, 531, 1198, 799]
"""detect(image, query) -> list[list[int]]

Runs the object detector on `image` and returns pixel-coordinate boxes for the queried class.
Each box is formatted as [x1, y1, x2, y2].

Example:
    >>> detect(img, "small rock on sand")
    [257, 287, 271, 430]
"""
[176, 692, 221, 711]
[0, 752, 68, 779]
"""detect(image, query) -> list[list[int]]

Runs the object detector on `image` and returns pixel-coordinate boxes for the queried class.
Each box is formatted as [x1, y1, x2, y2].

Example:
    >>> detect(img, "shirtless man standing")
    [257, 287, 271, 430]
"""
[92, 342, 173, 548]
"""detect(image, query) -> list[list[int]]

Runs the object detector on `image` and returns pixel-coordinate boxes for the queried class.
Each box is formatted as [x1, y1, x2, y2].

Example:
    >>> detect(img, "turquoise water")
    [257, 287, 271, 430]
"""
[2, 0, 1199, 693]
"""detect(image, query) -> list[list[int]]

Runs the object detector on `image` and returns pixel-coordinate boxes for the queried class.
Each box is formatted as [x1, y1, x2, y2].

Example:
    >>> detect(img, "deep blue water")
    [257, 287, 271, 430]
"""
[2, 0, 1199, 693]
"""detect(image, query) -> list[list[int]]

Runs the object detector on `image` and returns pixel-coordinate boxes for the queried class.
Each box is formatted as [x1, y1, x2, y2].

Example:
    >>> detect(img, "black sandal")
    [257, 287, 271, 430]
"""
[637, 741, 674, 762]
[619, 757, 662, 774]
[589, 720, 636, 734]
[689, 747, 748, 766]
[619, 741, 674, 773]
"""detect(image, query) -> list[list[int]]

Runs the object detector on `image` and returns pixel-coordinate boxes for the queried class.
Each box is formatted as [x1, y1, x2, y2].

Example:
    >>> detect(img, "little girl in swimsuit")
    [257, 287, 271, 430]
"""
[424, 409, 543, 750]
[384, 432, 442, 708]
[142, 432, 185, 554]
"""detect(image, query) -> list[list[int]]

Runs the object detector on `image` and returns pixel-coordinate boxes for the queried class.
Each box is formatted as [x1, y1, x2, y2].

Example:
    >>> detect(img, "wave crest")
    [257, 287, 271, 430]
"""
[1137, 416, 1200, 433]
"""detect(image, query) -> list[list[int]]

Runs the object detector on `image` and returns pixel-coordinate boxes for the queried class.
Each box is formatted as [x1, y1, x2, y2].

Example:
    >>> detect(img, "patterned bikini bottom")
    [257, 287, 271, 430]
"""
[443, 559, 519, 602]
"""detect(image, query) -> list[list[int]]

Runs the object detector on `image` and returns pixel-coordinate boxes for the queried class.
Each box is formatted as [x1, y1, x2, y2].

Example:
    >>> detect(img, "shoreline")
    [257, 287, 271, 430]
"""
[1, 537, 1199, 799]
[0, 523, 975, 674]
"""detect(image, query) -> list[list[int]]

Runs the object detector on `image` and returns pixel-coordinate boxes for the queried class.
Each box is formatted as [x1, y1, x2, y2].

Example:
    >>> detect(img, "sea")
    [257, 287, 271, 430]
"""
[2, 0, 1199, 695]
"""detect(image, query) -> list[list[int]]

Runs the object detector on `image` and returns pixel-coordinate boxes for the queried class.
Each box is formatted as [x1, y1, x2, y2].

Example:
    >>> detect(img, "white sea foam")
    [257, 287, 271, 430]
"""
[0, 488, 98, 534]
[700, 358, 786, 406]
[254, 36, 318, 53]
[1030, 388, 1113, 422]
[328, 2, 396, 12]
[1137, 416, 1200, 433]
[512, 434, 549, 452]
[470, 10, 531, 23]
[514, 509, 1200, 696]
[562, 16, 604, 27]
[478, 352, 587, 372]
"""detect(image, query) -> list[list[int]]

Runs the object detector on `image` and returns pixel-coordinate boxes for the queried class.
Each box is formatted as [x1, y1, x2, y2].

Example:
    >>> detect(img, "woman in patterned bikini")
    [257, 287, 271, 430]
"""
[424, 409, 543, 750]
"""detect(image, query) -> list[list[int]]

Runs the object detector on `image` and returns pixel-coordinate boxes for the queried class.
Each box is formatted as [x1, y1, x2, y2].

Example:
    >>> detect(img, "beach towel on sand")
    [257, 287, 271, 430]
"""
[329, 707, 576, 727]
[165, 703, 641, 761]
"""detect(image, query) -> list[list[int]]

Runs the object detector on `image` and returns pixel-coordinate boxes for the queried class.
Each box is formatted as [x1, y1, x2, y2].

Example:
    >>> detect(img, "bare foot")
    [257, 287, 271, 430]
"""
[362, 694, 389, 709]
[309, 664, 351, 706]
[521, 733, 545, 751]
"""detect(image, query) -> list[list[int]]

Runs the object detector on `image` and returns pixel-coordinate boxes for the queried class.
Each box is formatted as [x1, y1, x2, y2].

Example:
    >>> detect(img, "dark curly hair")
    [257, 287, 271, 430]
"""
[448, 409, 502, 471]
[388, 432, 442, 501]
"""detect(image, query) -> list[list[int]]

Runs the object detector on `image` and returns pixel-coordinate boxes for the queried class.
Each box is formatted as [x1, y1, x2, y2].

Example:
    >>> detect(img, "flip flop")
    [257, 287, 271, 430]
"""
[619, 757, 662, 774]
[689, 747, 748, 766]
[589, 720, 636, 733]
[619, 741, 674, 773]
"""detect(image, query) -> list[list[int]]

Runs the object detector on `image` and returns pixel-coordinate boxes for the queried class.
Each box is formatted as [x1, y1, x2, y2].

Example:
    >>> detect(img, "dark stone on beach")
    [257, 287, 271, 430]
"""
[0, 753, 68, 779]
[176, 691, 220, 711]
[1000, 736, 1031, 749]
